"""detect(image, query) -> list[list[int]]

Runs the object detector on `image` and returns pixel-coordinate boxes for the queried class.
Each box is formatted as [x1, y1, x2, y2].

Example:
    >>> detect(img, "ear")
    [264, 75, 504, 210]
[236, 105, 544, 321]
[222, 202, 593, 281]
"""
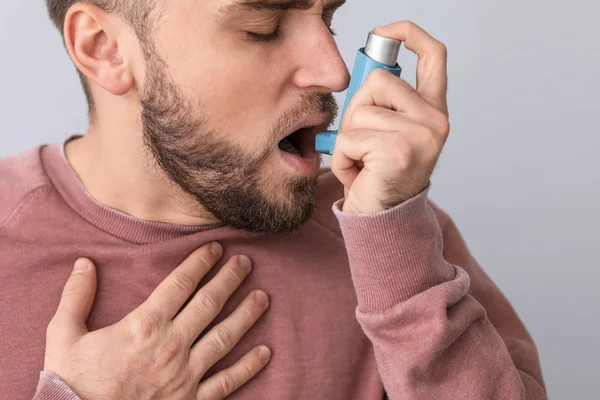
[64, 3, 133, 97]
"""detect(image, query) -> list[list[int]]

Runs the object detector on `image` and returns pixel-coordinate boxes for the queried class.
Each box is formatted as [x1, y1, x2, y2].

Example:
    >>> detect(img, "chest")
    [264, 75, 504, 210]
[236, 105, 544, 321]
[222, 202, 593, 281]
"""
[0, 232, 384, 399]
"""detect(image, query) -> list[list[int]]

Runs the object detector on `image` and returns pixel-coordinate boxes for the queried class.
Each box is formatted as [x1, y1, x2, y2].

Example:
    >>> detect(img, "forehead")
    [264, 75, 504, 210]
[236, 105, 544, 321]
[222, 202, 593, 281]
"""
[217, 0, 345, 16]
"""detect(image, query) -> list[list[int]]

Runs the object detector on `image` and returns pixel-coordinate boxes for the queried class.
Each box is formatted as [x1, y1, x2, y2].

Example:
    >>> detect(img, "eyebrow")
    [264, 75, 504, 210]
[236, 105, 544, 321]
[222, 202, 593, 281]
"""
[218, 0, 346, 17]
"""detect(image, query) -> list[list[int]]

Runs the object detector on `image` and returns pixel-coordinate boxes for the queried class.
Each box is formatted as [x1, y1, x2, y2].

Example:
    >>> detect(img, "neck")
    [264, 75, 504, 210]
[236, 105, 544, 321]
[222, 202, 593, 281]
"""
[65, 123, 220, 227]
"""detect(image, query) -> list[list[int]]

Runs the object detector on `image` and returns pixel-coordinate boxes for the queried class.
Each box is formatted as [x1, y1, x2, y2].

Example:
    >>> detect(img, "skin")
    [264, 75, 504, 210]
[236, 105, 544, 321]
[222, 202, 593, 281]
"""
[45, 0, 450, 397]
[63, 0, 448, 228]
[47, 1, 351, 397]
[63, 0, 349, 233]
[46, 245, 273, 400]
[334, 22, 450, 213]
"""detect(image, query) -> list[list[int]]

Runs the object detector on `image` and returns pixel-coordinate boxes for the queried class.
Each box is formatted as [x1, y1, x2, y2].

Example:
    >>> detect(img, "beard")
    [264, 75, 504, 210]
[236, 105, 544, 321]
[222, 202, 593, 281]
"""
[140, 50, 339, 234]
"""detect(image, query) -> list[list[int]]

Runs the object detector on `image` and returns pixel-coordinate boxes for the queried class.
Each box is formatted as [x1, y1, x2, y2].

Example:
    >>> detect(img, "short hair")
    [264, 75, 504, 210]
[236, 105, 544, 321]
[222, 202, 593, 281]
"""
[46, 0, 155, 118]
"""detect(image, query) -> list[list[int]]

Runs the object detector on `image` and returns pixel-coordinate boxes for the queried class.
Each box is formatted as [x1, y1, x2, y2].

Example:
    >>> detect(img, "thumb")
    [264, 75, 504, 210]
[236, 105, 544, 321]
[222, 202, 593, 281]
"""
[54, 258, 98, 337]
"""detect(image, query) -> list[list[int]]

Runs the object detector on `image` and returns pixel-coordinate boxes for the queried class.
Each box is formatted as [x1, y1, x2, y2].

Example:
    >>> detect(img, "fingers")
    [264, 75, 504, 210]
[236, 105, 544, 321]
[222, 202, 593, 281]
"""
[190, 289, 270, 377]
[174, 255, 253, 344]
[196, 345, 271, 400]
[342, 70, 446, 134]
[142, 242, 223, 320]
[330, 128, 388, 190]
[373, 21, 448, 114]
[348, 101, 449, 139]
[331, 119, 435, 190]
[342, 71, 426, 126]
[50, 258, 97, 342]
[349, 105, 409, 133]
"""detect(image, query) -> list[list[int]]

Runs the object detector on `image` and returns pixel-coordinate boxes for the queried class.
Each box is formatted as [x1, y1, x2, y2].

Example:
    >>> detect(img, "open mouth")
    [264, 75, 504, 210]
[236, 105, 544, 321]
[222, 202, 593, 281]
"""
[275, 112, 332, 176]
[278, 128, 308, 157]
[277, 125, 323, 159]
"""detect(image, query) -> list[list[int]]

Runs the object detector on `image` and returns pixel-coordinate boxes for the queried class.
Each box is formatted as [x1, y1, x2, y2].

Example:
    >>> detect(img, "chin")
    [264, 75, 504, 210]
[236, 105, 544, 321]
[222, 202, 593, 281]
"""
[258, 157, 318, 203]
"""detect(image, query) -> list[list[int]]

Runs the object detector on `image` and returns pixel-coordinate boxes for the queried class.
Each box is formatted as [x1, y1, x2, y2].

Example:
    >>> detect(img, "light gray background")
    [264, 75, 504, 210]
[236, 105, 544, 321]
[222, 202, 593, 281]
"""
[1, 0, 598, 398]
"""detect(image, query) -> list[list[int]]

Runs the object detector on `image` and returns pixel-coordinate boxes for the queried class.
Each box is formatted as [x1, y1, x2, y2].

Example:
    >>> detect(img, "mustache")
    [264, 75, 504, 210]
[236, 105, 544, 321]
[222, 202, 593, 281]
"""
[271, 93, 339, 140]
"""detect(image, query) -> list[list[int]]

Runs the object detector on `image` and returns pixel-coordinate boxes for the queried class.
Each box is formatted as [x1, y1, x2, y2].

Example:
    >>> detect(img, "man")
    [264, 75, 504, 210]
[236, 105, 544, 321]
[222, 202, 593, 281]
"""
[0, 0, 547, 399]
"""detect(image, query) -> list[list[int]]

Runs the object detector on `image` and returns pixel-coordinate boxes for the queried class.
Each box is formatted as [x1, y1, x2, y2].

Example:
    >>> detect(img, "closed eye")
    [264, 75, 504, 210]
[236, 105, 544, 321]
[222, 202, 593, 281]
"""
[247, 24, 336, 42]
[242, 0, 345, 42]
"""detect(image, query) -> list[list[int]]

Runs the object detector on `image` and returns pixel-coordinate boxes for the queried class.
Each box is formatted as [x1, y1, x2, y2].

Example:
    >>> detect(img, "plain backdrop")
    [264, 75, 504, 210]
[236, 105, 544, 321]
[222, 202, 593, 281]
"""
[1, 0, 599, 398]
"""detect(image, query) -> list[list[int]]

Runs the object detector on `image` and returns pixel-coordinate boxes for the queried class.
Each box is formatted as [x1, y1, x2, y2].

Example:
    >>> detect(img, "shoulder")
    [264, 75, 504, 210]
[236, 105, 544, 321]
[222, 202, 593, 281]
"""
[313, 168, 452, 235]
[0, 146, 52, 229]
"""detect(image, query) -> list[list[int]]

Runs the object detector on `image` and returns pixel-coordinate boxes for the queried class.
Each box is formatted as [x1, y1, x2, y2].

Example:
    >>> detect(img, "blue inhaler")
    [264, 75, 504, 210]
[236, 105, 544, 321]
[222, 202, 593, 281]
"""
[315, 32, 403, 155]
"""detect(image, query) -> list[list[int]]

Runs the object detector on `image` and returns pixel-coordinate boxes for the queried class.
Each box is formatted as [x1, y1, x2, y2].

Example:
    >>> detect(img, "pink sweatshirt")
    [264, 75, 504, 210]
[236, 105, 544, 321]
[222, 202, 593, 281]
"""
[0, 142, 546, 399]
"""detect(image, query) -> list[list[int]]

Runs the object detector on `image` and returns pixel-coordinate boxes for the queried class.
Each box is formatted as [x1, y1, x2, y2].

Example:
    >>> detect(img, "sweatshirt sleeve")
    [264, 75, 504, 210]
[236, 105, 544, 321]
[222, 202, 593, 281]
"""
[332, 186, 547, 399]
[32, 372, 82, 400]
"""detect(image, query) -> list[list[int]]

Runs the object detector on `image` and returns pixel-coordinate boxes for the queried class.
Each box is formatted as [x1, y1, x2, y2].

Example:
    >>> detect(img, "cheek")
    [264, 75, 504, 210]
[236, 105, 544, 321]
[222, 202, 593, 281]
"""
[154, 18, 293, 149]
[184, 57, 290, 150]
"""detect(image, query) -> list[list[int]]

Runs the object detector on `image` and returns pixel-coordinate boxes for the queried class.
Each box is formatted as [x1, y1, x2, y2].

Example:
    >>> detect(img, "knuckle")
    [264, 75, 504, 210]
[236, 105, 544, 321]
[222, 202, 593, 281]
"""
[170, 367, 192, 392]
[131, 311, 162, 342]
[225, 263, 244, 284]
[154, 333, 184, 369]
[436, 41, 448, 57]
[171, 271, 197, 294]
[438, 116, 451, 137]
[216, 374, 237, 398]
[62, 284, 86, 300]
[212, 326, 234, 350]
[429, 109, 449, 132]
[406, 20, 418, 35]
[197, 290, 221, 314]
[241, 302, 258, 321]
[184, 302, 208, 325]
[241, 362, 256, 381]
[190, 250, 213, 272]
[204, 340, 223, 362]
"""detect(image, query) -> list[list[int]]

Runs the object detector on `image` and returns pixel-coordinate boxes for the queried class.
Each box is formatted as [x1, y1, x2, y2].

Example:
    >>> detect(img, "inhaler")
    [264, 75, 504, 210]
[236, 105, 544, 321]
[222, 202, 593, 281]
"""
[315, 31, 403, 155]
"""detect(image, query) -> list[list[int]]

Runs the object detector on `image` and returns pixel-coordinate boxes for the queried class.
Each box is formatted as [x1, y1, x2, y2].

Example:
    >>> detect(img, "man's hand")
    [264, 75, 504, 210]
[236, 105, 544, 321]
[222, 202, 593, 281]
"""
[44, 242, 271, 400]
[331, 21, 450, 214]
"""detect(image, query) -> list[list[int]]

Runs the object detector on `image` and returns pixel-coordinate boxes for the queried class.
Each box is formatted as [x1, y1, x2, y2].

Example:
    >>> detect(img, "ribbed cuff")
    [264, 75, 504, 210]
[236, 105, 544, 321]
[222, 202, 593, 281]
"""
[333, 185, 455, 312]
[33, 371, 82, 400]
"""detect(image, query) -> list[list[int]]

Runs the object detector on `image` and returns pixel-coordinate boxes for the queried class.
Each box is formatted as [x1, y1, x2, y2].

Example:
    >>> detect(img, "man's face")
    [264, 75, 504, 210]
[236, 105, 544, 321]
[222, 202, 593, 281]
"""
[138, 0, 350, 233]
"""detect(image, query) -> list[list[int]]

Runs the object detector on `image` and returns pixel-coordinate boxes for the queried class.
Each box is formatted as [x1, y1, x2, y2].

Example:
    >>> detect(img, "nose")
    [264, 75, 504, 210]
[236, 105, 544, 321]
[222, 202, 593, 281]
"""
[292, 24, 351, 93]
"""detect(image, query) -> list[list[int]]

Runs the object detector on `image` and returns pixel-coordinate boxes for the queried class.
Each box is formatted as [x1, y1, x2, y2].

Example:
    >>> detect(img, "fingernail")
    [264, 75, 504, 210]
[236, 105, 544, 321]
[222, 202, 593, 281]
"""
[258, 345, 271, 361]
[255, 290, 269, 307]
[73, 258, 90, 274]
[239, 255, 252, 272]
[210, 242, 222, 257]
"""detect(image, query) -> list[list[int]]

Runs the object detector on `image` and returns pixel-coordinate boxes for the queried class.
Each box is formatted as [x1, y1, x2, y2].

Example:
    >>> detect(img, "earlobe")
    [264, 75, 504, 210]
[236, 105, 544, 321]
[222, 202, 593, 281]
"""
[107, 60, 133, 96]
[64, 3, 133, 97]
